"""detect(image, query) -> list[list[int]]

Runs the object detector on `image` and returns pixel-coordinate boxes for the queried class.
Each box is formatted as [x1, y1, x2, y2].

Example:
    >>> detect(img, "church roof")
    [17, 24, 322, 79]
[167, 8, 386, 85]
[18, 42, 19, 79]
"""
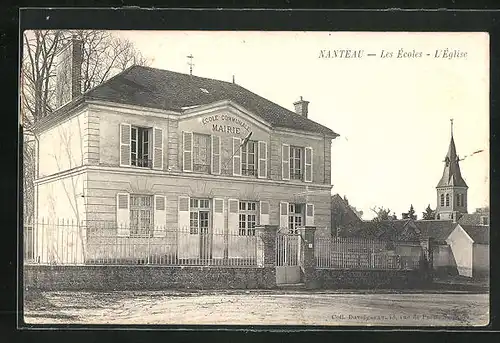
[437, 131, 468, 188]
[83, 65, 338, 136]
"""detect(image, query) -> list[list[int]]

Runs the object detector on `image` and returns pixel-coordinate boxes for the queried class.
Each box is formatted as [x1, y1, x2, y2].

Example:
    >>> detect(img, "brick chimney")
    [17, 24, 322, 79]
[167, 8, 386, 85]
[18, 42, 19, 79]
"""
[55, 36, 83, 108]
[71, 36, 83, 98]
[293, 96, 309, 118]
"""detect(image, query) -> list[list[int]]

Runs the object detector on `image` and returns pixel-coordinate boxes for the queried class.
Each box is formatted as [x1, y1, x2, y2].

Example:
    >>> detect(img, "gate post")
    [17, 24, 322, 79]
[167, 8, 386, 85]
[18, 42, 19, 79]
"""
[255, 225, 279, 288]
[255, 225, 278, 267]
[302, 226, 318, 289]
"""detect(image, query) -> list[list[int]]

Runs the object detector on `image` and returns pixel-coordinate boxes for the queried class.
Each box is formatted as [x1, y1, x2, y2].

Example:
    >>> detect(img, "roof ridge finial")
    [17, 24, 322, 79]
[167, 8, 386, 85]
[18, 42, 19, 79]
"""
[450, 118, 454, 138]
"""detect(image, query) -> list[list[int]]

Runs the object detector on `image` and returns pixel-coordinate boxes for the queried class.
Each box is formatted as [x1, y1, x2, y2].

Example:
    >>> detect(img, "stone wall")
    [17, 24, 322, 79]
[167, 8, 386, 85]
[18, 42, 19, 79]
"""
[24, 265, 277, 291]
[309, 269, 428, 289]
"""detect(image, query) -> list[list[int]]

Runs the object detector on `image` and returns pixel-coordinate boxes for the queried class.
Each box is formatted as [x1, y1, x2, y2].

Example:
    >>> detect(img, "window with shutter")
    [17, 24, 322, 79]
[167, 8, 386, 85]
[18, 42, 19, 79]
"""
[211, 135, 221, 175]
[232, 137, 242, 176]
[279, 201, 289, 230]
[259, 201, 270, 225]
[153, 127, 163, 170]
[120, 124, 131, 166]
[212, 198, 225, 258]
[228, 199, 239, 235]
[282, 144, 290, 180]
[183, 131, 193, 172]
[116, 193, 130, 237]
[153, 195, 166, 237]
[178, 196, 190, 233]
[304, 147, 313, 182]
[306, 203, 315, 226]
[258, 141, 267, 179]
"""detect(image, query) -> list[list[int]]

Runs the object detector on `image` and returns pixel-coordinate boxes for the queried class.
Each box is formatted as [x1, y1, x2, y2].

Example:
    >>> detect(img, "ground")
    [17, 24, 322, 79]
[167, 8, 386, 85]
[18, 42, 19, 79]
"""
[23, 289, 489, 326]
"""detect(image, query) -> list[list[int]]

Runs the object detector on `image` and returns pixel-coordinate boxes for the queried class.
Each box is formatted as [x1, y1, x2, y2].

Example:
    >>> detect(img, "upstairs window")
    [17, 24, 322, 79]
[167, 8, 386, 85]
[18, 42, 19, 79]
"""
[290, 146, 303, 180]
[120, 123, 163, 170]
[131, 126, 152, 168]
[241, 140, 257, 176]
[193, 133, 211, 173]
[239, 201, 257, 236]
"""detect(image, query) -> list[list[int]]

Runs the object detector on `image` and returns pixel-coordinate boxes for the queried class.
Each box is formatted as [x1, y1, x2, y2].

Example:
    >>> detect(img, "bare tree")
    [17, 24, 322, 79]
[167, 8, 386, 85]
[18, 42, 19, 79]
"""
[22, 30, 150, 223]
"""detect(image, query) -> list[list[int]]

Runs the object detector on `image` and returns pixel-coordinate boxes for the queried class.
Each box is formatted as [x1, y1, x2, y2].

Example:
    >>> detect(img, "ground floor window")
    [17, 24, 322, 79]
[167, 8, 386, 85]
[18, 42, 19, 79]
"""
[130, 195, 153, 236]
[239, 201, 257, 235]
[288, 203, 304, 234]
[190, 198, 210, 234]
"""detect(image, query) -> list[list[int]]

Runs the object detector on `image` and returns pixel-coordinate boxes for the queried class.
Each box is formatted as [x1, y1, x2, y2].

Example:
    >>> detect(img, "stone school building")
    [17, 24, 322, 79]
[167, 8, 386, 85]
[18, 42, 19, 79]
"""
[32, 46, 338, 263]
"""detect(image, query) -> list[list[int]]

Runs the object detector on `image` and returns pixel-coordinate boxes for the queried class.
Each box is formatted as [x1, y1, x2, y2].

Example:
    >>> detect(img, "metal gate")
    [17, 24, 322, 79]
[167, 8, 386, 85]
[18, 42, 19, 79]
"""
[276, 232, 303, 284]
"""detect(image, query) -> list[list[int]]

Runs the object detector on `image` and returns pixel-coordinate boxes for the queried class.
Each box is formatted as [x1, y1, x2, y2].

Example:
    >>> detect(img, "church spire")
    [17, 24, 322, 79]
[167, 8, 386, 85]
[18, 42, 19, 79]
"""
[437, 119, 467, 188]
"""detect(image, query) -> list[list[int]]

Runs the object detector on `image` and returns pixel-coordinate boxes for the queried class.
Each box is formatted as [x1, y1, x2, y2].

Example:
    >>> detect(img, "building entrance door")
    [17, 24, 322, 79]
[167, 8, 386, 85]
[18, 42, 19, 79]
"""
[199, 210, 212, 260]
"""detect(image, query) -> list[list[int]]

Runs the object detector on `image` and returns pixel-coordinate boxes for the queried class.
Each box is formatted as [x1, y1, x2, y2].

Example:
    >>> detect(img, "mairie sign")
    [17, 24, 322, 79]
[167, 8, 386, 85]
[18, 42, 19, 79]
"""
[201, 114, 251, 135]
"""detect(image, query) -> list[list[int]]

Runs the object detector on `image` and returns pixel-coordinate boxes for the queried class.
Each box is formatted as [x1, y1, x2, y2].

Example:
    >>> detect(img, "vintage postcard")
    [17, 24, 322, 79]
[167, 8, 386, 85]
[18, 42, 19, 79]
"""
[21, 30, 489, 327]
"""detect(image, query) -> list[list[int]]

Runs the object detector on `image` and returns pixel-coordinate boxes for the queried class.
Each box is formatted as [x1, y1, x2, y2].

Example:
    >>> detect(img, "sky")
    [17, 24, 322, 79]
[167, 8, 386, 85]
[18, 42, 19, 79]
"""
[112, 31, 489, 220]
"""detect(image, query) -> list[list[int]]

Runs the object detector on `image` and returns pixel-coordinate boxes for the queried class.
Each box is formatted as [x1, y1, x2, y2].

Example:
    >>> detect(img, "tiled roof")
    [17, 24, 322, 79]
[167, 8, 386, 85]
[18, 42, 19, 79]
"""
[331, 194, 362, 226]
[413, 220, 456, 242]
[346, 219, 459, 243]
[460, 225, 489, 244]
[347, 219, 415, 241]
[458, 213, 487, 226]
[84, 65, 338, 136]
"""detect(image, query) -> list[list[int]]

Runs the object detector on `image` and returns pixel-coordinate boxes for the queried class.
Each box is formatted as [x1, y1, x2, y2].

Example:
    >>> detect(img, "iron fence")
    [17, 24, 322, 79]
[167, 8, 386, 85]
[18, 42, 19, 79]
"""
[23, 219, 263, 267]
[315, 236, 423, 270]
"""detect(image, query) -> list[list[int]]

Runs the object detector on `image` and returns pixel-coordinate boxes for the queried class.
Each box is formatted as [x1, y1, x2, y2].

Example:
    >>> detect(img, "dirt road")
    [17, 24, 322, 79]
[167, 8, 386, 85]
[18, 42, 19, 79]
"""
[23, 289, 489, 327]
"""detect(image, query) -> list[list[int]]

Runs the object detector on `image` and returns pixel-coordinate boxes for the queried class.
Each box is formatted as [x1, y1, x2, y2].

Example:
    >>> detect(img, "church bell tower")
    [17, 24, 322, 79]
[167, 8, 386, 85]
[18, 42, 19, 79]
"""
[435, 119, 468, 221]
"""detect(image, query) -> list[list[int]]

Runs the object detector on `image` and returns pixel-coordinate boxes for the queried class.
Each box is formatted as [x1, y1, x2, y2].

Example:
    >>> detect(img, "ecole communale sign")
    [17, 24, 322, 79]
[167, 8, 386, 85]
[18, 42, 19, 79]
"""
[201, 114, 251, 135]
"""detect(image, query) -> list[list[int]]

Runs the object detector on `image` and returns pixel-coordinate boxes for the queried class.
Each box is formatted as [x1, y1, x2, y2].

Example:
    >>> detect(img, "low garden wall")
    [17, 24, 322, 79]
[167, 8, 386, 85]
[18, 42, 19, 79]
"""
[308, 269, 429, 289]
[23, 264, 431, 291]
[23, 265, 277, 291]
